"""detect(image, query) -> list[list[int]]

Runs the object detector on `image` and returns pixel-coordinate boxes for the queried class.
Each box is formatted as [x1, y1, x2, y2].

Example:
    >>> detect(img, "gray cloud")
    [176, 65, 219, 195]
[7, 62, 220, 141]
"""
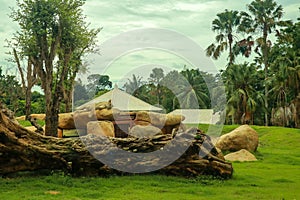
[0, 0, 299, 79]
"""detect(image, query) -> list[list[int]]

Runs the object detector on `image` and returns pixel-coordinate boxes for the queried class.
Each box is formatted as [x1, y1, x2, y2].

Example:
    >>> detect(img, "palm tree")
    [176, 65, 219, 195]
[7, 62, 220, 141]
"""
[177, 68, 210, 109]
[239, 0, 287, 125]
[269, 21, 300, 126]
[123, 74, 145, 96]
[149, 68, 165, 105]
[222, 63, 264, 124]
[206, 9, 241, 65]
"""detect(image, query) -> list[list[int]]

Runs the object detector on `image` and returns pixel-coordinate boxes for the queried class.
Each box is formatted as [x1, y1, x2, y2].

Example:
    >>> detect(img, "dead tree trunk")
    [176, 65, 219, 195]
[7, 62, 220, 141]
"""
[0, 110, 233, 178]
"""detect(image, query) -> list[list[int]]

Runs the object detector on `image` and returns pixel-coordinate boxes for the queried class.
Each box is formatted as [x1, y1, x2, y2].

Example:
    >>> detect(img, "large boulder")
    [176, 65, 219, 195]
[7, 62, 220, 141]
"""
[224, 149, 257, 162]
[129, 125, 162, 138]
[135, 111, 185, 126]
[216, 125, 259, 152]
[87, 121, 115, 137]
[58, 113, 75, 129]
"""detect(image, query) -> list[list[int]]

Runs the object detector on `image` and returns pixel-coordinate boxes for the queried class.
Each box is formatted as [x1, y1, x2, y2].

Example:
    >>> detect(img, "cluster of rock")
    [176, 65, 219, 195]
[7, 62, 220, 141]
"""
[57, 101, 185, 138]
[1, 103, 233, 178]
[215, 125, 259, 162]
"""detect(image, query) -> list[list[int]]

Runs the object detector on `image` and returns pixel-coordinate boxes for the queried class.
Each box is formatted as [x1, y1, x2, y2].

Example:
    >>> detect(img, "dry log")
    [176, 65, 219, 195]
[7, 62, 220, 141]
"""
[0, 109, 233, 178]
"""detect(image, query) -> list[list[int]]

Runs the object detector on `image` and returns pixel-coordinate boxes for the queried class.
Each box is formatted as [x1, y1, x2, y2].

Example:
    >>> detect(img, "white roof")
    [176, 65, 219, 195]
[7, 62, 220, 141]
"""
[169, 109, 220, 124]
[76, 85, 162, 111]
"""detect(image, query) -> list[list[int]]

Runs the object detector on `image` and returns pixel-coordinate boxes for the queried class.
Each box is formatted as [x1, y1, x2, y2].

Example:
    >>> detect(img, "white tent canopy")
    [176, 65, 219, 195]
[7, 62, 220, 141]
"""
[76, 85, 163, 112]
[169, 109, 220, 124]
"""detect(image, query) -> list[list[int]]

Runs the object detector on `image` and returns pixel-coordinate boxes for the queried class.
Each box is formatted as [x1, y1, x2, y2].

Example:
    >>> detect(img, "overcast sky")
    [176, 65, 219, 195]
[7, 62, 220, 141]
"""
[0, 0, 299, 85]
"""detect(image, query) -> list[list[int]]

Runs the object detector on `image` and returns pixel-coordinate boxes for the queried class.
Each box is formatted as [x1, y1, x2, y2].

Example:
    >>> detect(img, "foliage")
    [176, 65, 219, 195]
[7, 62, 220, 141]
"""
[269, 19, 300, 106]
[178, 68, 210, 109]
[148, 68, 165, 105]
[205, 0, 299, 127]
[86, 74, 112, 98]
[10, 0, 100, 136]
[73, 80, 89, 106]
[206, 9, 241, 65]
[239, 0, 288, 125]
[123, 74, 145, 96]
[122, 67, 215, 112]
[0, 68, 23, 114]
[221, 63, 264, 124]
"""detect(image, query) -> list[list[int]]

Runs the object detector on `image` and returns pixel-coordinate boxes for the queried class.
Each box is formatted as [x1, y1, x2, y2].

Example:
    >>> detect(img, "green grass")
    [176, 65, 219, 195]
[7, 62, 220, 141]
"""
[1, 125, 299, 200]
[17, 119, 45, 127]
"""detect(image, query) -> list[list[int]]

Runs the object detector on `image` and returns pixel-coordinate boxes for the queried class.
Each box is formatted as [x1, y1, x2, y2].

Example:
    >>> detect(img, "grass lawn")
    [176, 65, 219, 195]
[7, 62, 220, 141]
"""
[0, 125, 299, 200]
[17, 119, 45, 127]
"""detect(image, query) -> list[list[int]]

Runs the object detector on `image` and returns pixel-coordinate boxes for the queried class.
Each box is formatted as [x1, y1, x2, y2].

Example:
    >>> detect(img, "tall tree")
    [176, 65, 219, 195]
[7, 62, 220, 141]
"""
[149, 68, 164, 105]
[11, 48, 38, 120]
[73, 79, 89, 107]
[123, 74, 145, 96]
[160, 70, 186, 111]
[0, 68, 23, 114]
[269, 18, 300, 126]
[10, 0, 100, 136]
[240, 0, 288, 125]
[222, 63, 264, 124]
[179, 68, 210, 109]
[86, 74, 112, 98]
[206, 9, 241, 65]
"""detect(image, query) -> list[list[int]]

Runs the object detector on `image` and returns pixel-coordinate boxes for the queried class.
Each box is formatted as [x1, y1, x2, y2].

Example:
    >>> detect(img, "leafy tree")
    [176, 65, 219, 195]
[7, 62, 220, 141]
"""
[239, 0, 289, 125]
[31, 91, 46, 114]
[268, 18, 300, 126]
[160, 70, 185, 111]
[0, 68, 23, 114]
[123, 74, 145, 96]
[86, 74, 112, 98]
[10, 0, 100, 136]
[10, 48, 38, 119]
[206, 9, 241, 65]
[73, 80, 89, 107]
[222, 63, 264, 124]
[179, 68, 210, 109]
[149, 68, 164, 105]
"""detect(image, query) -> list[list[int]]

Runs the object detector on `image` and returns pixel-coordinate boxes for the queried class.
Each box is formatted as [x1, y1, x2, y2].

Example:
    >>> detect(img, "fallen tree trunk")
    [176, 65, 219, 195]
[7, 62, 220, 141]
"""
[0, 109, 233, 178]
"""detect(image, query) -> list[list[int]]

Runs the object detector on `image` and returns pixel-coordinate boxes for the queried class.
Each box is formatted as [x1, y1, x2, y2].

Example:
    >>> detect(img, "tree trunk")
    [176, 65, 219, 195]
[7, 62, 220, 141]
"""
[228, 33, 233, 65]
[63, 87, 73, 113]
[0, 108, 233, 178]
[65, 97, 72, 113]
[44, 84, 59, 137]
[25, 88, 32, 120]
[263, 24, 269, 126]
[13, 49, 35, 120]
[264, 67, 269, 126]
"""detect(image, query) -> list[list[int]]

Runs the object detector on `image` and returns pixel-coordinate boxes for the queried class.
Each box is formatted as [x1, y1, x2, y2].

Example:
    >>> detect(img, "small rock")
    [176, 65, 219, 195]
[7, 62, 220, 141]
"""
[224, 149, 257, 162]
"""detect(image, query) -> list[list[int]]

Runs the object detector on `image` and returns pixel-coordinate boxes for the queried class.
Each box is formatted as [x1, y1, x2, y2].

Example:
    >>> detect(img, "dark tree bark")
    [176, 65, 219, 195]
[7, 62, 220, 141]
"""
[0, 109, 233, 178]
[13, 49, 37, 120]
